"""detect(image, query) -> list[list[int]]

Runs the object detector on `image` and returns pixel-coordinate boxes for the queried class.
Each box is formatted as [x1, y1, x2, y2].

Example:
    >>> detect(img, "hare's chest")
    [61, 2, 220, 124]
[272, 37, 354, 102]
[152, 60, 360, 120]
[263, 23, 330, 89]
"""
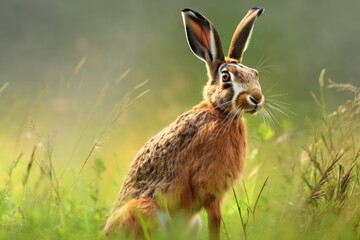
[188, 123, 247, 198]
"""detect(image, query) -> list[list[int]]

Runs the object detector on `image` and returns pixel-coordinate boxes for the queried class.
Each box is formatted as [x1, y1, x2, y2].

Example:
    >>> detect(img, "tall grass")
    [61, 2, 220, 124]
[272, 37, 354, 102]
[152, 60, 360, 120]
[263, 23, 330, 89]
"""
[0, 68, 359, 239]
[231, 177, 269, 240]
[0, 59, 148, 239]
[294, 70, 360, 239]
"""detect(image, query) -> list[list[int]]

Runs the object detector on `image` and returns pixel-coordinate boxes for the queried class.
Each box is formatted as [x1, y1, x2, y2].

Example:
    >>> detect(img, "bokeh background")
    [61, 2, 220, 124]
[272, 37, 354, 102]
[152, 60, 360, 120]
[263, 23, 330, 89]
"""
[1, 0, 360, 210]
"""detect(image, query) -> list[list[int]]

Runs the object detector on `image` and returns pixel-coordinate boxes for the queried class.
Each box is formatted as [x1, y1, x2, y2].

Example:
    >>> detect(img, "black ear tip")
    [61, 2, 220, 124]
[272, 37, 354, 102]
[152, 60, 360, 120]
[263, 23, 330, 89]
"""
[181, 8, 205, 20]
[182, 8, 192, 13]
[251, 7, 265, 16]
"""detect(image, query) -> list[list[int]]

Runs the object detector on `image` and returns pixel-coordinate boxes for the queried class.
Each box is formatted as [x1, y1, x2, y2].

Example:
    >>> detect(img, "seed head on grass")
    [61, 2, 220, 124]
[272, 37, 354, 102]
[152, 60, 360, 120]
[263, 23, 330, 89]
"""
[22, 146, 36, 187]
[305, 150, 342, 205]
[337, 150, 360, 202]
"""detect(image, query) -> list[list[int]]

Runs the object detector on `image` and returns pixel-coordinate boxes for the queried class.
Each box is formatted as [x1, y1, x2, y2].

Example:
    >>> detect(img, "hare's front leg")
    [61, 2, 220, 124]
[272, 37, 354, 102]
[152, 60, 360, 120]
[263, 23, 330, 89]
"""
[205, 198, 221, 240]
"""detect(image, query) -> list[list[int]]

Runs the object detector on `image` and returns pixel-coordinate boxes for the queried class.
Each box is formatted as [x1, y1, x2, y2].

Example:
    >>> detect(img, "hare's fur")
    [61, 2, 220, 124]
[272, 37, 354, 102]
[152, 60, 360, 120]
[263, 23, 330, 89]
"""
[104, 7, 265, 240]
[104, 102, 246, 237]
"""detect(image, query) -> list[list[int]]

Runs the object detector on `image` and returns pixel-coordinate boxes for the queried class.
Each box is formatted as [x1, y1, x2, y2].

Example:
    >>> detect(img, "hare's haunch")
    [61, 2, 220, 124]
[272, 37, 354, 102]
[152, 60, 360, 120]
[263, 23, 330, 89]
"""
[104, 7, 265, 240]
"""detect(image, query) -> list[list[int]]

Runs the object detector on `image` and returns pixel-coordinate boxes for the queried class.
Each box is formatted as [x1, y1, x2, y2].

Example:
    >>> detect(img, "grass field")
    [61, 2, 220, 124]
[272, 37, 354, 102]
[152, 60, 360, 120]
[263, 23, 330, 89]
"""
[0, 65, 359, 239]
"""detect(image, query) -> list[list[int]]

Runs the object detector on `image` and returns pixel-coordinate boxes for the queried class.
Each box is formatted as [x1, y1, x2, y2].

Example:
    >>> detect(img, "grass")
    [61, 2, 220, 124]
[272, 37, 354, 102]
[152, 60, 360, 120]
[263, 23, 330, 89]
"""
[294, 73, 360, 239]
[0, 66, 359, 239]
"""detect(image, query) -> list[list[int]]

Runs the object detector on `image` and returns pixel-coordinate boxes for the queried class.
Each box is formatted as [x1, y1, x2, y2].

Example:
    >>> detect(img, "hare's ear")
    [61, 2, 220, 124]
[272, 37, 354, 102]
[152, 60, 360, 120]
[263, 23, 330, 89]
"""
[228, 7, 264, 62]
[182, 9, 224, 65]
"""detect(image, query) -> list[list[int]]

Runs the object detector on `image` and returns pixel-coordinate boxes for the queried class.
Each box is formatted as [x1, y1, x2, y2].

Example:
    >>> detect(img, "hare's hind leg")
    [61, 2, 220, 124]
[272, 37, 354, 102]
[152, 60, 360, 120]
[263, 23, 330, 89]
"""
[103, 198, 159, 238]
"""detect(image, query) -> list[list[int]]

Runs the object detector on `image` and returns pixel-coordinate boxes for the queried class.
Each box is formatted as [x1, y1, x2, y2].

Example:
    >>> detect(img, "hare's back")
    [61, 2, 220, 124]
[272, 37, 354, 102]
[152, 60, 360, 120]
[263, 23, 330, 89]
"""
[120, 104, 215, 201]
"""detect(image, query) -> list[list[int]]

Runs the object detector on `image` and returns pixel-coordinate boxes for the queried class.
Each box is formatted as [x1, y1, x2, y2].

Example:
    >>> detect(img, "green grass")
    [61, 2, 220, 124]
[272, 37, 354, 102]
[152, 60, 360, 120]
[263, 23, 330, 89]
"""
[0, 68, 359, 239]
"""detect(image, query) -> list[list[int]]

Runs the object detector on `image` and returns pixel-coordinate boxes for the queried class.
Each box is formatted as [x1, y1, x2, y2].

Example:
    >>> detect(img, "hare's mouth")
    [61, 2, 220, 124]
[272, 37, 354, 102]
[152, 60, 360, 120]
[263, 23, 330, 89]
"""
[248, 98, 265, 114]
[235, 91, 265, 114]
[249, 107, 258, 114]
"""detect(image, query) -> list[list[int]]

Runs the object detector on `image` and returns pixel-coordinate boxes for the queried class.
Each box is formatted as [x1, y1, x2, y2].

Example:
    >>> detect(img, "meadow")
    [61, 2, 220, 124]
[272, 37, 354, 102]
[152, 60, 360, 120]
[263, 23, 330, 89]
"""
[1, 1, 360, 239]
[1, 65, 359, 239]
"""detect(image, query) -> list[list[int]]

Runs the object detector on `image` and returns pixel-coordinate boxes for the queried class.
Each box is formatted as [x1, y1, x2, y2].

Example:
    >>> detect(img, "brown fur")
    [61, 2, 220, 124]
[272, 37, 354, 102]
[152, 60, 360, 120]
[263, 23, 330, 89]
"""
[104, 7, 264, 240]
[104, 199, 159, 238]
[103, 102, 246, 239]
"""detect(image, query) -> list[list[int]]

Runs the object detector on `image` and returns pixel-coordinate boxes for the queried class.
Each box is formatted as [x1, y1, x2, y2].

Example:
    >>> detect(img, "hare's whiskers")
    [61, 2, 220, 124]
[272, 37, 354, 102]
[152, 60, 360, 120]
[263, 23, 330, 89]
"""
[214, 100, 234, 111]
[267, 103, 290, 117]
[266, 93, 288, 98]
[212, 108, 239, 140]
[263, 84, 280, 94]
[256, 56, 270, 71]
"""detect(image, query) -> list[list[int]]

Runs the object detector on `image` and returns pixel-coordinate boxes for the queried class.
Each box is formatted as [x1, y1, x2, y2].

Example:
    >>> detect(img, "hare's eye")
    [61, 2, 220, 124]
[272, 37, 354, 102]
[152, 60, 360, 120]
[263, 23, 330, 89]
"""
[221, 71, 231, 82]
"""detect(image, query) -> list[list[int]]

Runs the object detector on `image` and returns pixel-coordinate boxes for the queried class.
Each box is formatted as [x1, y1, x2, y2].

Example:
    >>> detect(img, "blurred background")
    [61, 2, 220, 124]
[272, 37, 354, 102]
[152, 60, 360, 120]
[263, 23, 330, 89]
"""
[1, 0, 360, 205]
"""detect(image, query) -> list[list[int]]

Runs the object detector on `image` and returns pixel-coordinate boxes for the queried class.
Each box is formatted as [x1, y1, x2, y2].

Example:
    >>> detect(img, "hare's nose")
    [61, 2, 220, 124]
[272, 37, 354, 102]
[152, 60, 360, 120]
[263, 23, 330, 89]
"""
[249, 96, 259, 105]
[248, 89, 263, 105]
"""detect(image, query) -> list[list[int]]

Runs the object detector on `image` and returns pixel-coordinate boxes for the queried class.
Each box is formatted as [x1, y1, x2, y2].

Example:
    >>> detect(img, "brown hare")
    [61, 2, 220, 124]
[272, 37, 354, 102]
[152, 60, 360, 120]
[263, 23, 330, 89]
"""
[104, 7, 265, 240]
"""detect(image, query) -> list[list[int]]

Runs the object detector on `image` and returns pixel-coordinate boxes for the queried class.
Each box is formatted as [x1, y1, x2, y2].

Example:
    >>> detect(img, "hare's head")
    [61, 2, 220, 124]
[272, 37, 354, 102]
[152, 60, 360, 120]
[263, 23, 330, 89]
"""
[182, 8, 265, 116]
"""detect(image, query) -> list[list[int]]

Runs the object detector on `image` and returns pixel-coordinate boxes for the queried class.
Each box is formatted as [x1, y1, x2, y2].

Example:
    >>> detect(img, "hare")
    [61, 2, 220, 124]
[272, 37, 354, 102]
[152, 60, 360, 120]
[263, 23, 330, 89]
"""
[103, 7, 265, 240]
